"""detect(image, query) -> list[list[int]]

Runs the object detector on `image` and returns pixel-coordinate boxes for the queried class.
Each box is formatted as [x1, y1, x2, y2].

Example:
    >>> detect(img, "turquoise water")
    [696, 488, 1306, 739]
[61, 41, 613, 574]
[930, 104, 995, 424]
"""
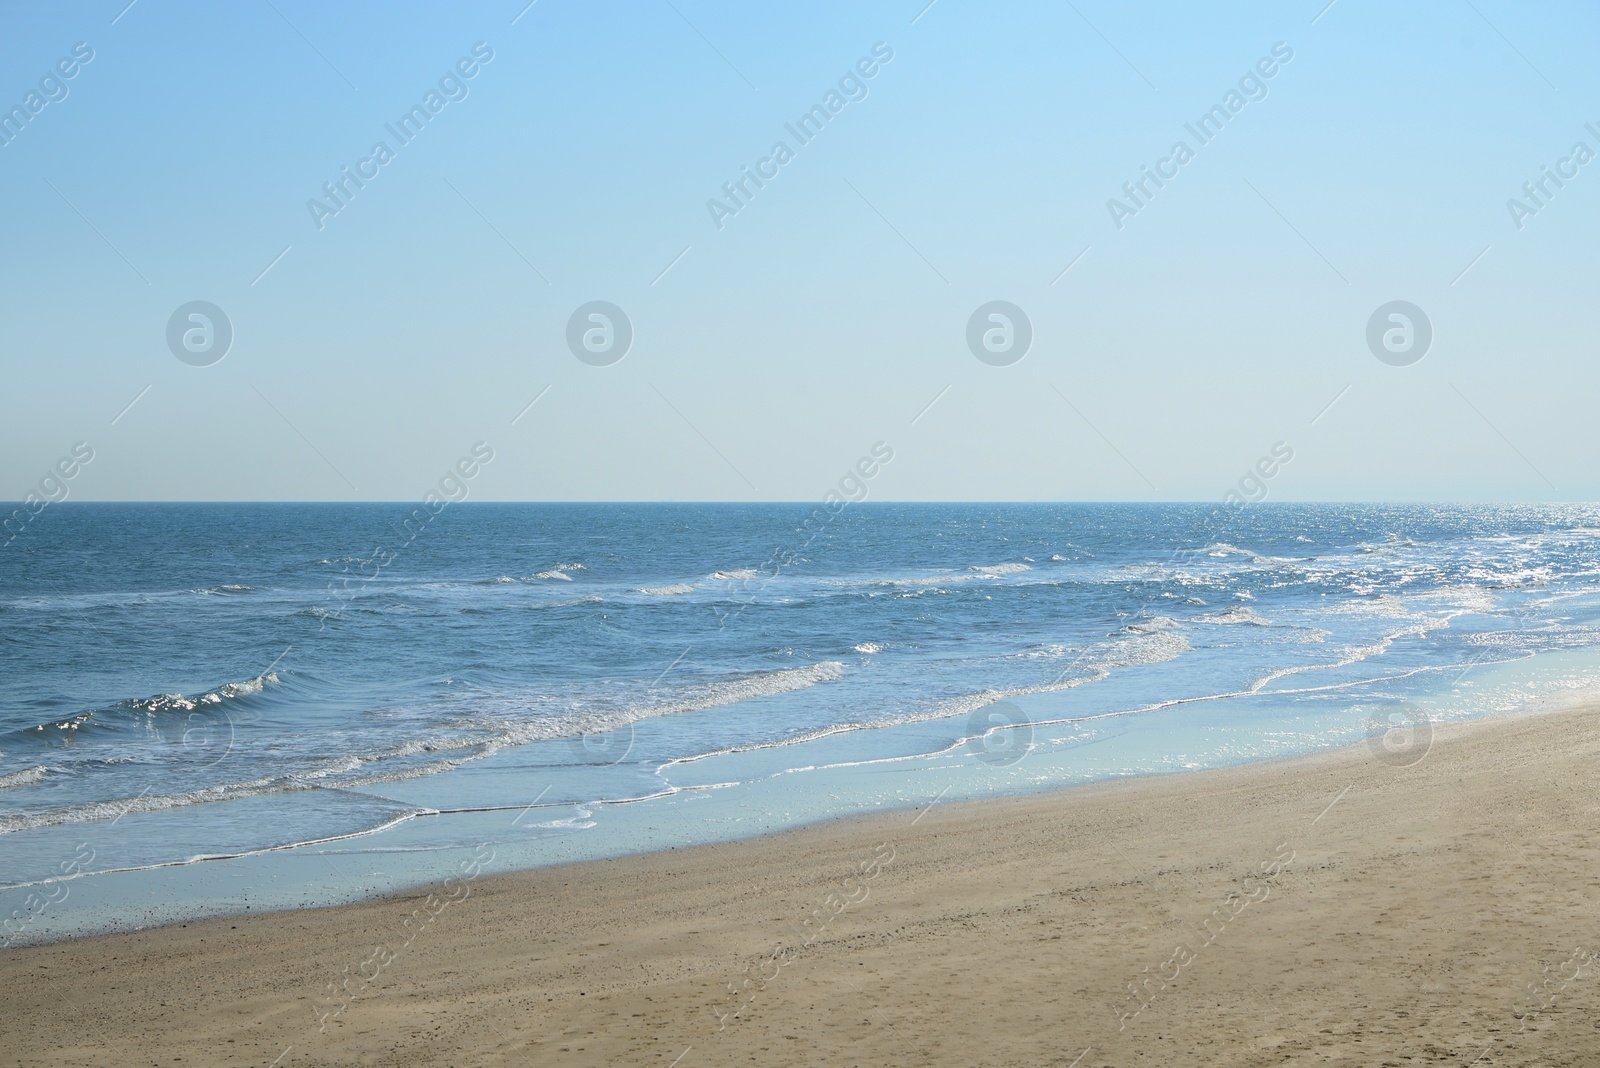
[5, 502, 1600, 943]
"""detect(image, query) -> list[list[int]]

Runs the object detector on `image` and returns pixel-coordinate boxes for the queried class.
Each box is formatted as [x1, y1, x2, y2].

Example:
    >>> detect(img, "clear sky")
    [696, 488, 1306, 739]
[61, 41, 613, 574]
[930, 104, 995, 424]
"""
[1, 0, 1594, 502]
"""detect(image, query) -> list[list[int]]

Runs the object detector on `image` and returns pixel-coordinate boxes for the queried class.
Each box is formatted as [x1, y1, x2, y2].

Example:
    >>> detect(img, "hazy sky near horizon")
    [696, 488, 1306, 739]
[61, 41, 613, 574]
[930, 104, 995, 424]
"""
[1, 0, 1595, 503]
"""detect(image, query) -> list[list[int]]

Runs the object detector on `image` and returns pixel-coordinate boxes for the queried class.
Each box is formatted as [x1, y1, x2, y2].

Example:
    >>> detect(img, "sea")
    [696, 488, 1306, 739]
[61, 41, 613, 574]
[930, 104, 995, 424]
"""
[5, 502, 1600, 944]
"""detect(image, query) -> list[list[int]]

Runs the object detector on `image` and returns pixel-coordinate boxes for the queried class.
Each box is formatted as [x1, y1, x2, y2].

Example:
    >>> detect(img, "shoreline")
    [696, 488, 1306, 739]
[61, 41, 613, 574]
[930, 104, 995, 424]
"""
[0, 685, 1585, 948]
[6, 700, 1600, 1064]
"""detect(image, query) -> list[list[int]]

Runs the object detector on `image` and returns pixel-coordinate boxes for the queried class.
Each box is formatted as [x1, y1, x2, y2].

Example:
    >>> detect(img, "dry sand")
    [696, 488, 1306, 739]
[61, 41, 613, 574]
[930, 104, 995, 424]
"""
[5, 704, 1600, 1067]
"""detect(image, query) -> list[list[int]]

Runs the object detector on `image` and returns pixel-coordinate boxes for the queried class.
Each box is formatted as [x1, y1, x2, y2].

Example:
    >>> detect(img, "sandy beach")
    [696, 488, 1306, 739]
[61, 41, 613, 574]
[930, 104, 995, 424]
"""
[5, 703, 1599, 1067]
[5, 0, 1592, 1061]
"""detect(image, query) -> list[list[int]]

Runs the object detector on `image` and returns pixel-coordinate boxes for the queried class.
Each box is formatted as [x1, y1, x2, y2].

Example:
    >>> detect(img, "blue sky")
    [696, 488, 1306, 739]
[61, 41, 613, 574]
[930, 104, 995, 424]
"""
[1, 0, 1594, 501]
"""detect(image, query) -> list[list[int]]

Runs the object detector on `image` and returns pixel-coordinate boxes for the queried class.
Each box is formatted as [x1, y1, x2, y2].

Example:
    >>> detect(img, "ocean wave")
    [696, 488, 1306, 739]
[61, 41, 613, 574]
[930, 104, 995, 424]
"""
[0, 739, 477, 834]
[0, 766, 48, 790]
[1097, 627, 1191, 671]
[328, 752, 493, 790]
[639, 583, 695, 596]
[20, 712, 93, 735]
[0, 807, 437, 890]
[835, 561, 1037, 591]
[1330, 594, 1415, 618]
[1351, 541, 1397, 555]
[20, 616, 1185, 838]
[669, 626, 1193, 770]
[875, 585, 956, 597]
[455, 565, 596, 587]
[602, 661, 845, 720]
[854, 642, 883, 654]
[1243, 621, 1432, 695]
[710, 568, 759, 581]
[7, 661, 859, 818]
[0, 774, 291, 834]
[875, 574, 974, 587]
[1421, 584, 1499, 614]
[130, 671, 280, 713]
[1006, 643, 1072, 660]
[494, 662, 848, 750]
[7, 672, 281, 744]
[535, 563, 586, 580]
[1196, 606, 1271, 626]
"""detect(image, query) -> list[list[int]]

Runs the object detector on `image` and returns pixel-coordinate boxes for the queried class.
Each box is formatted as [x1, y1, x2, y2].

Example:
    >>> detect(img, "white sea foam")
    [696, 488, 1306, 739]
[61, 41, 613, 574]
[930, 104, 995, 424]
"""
[24, 712, 92, 733]
[616, 661, 844, 719]
[1243, 622, 1432, 695]
[1007, 643, 1072, 660]
[0, 808, 438, 892]
[0, 775, 291, 834]
[132, 671, 280, 712]
[514, 808, 598, 831]
[495, 662, 848, 750]
[1097, 627, 1191, 671]
[854, 642, 883, 654]
[876, 574, 975, 587]
[639, 583, 695, 596]
[1196, 606, 1271, 626]
[970, 562, 1032, 575]
[0, 766, 47, 790]
[1423, 584, 1499, 614]
[1330, 594, 1418, 618]
[222, 673, 277, 697]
